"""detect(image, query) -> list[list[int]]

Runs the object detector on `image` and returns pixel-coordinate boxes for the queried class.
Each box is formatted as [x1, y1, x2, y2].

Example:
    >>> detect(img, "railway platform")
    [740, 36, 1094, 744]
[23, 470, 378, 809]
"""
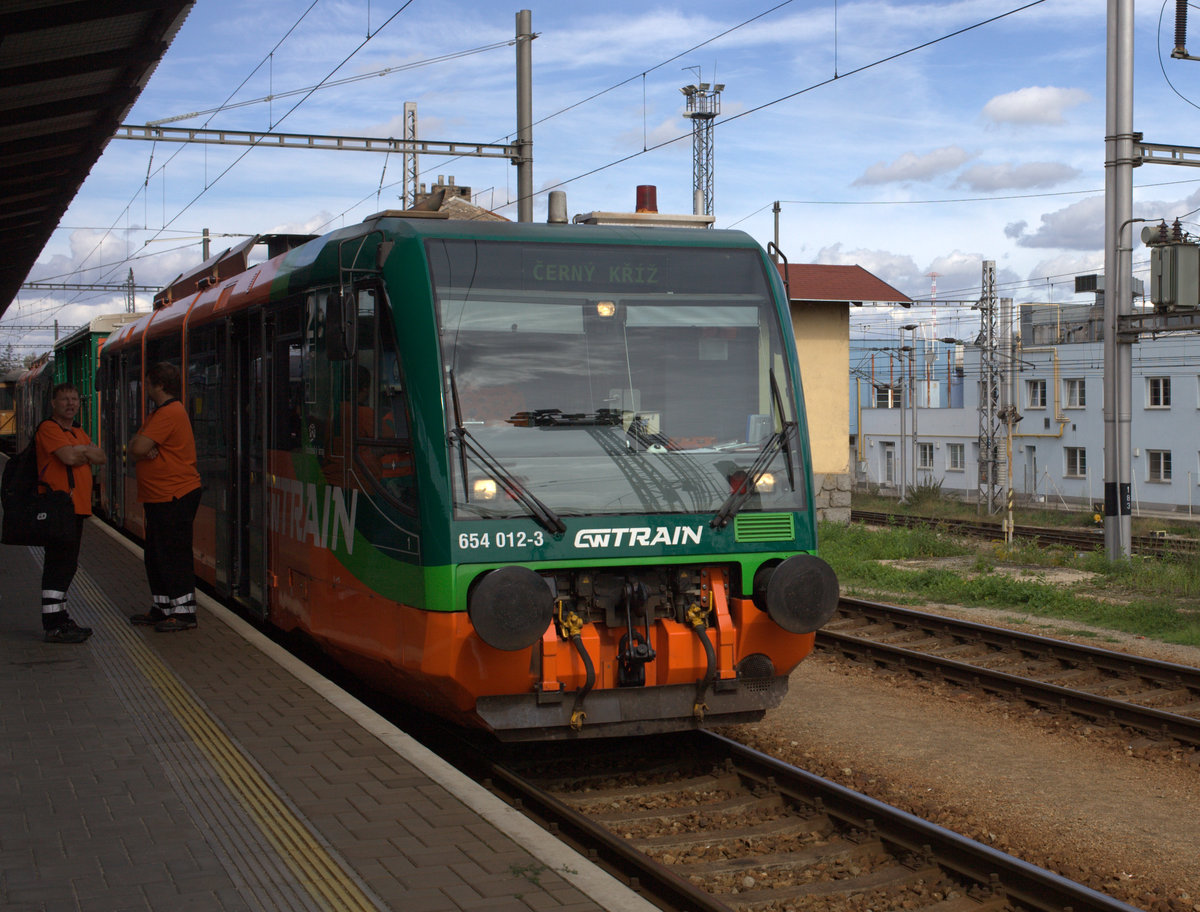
[0, 516, 657, 912]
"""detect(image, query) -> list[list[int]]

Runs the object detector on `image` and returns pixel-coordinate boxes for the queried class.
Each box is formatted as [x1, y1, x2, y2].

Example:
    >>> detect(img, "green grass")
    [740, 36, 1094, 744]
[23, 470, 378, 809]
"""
[819, 519, 1200, 649]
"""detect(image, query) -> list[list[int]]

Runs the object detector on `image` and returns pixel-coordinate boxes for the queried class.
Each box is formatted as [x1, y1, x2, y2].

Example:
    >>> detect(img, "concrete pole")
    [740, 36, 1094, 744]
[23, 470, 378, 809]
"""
[1103, 0, 1133, 558]
[773, 201, 780, 261]
[1116, 0, 1134, 555]
[899, 347, 907, 501]
[909, 329, 918, 486]
[515, 10, 533, 223]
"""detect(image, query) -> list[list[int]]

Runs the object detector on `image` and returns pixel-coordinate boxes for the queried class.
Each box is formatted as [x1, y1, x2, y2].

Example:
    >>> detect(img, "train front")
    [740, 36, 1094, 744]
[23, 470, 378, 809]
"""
[426, 230, 838, 740]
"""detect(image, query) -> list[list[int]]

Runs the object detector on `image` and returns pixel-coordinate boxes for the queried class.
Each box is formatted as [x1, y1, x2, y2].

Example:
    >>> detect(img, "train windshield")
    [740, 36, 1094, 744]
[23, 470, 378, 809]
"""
[428, 239, 807, 520]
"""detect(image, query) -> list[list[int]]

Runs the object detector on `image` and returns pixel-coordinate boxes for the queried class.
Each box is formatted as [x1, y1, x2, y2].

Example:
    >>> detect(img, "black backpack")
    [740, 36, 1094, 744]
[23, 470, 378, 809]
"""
[1, 421, 75, 546]
[1, 429, 41, 514]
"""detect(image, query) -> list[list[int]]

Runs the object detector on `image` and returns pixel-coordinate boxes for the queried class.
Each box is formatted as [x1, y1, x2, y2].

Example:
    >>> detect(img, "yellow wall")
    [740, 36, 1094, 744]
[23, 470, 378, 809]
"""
[789, 301, 848, 476]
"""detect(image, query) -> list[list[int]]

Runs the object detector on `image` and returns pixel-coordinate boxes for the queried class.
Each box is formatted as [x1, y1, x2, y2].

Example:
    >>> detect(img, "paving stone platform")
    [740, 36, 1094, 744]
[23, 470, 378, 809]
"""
[0, 516, 656, 912]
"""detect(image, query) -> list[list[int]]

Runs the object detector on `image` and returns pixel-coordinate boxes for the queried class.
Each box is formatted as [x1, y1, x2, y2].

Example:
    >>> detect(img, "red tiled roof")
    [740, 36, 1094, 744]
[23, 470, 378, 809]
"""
[777, 263, 911, 305]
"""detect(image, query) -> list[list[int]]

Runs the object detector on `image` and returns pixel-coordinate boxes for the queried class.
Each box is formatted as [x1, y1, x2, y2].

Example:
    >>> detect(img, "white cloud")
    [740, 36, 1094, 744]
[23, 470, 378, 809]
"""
[982, 86, 1091, 125]
[955, 162, 1080, 192]
[813, 243, 925, 294]
[267, 212, 339, 236]
[852, 146, 974, 186]
[1009, 187, 1200, 256]
[1007, 195, 1105, 250]
[1026, 252, 1106, 293]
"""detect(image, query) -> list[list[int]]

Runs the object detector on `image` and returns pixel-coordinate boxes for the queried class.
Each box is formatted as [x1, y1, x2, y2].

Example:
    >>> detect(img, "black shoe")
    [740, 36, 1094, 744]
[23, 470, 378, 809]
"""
[60, 618, 92, 638]
[130, 607, 166, 626]
[154, 614, 197, 633]
[45, 625, 90, 644]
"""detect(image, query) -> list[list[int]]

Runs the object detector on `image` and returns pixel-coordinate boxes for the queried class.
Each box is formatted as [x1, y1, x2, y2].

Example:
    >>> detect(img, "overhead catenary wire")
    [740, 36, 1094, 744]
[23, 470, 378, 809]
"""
[9, 0, 1160, 351]
[10, 2, 416, 335]
[55, 2, 327, 303]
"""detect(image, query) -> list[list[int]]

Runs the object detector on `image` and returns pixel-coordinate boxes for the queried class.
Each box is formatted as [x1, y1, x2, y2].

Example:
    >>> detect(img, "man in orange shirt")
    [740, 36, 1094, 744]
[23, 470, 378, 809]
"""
[127, 362, 202, 632]
[35, 383, 106, 643]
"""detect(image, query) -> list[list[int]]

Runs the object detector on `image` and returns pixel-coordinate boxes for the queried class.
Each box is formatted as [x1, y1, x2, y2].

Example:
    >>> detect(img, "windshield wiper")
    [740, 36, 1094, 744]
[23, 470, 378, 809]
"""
[710, 369, 797, 529]
[448, 371, 566, 535]
[769, 368, 797, 493]
[508, 408, 622, 428]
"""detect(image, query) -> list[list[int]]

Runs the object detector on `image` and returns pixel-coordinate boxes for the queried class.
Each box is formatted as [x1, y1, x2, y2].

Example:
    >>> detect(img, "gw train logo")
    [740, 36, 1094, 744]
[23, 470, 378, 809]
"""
[573, 526, 702, 549]
[267, 477, 358, 554]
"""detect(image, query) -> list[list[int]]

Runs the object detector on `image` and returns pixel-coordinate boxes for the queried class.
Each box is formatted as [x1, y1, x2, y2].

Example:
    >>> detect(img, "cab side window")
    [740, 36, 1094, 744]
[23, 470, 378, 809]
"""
[353, 285, 417, 511]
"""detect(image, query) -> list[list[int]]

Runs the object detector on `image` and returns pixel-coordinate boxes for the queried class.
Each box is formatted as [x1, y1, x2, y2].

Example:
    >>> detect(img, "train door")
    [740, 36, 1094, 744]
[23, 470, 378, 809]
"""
[101, 353, 127, 524]
[120, 351, 144, 532]
[231, 311, 269, 618]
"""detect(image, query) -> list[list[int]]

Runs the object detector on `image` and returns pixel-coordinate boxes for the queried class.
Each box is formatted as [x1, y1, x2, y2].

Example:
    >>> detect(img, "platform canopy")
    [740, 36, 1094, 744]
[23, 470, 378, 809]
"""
[0, 0, 195, 320]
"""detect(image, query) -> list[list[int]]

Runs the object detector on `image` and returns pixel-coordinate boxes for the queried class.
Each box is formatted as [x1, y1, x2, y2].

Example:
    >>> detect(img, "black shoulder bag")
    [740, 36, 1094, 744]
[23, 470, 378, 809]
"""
[1, 426, 78, 546]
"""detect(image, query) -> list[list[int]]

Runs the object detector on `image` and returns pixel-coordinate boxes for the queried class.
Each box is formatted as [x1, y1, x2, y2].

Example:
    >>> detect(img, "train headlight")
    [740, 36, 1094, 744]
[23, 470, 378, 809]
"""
[474, 478, 498, 500]
[754, 471, 776, 493]
[751, 554, 839, 634]
[468, 566, 554, 651]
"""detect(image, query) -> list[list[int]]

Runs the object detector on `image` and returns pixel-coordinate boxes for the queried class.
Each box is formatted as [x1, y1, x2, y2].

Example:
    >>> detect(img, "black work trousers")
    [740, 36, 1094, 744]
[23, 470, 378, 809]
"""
[41, 514, 86, 629]
[143, 487, 201, 609]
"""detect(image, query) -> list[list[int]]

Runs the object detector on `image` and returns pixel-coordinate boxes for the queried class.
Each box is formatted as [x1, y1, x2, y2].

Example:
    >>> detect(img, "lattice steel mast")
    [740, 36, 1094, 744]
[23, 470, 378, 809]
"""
[977, 260, 1003, 514]
[680, 79, 723, 217]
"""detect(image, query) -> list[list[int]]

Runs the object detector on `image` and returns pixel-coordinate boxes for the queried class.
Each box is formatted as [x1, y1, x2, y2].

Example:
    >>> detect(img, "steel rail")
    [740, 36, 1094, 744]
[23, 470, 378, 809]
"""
[710, 731, 1142, 912]
[484, 760, 730, 912]
[480, 727, 1143, 912]
[850, 509, 1199, 557]
[821, 597, 1200, 747]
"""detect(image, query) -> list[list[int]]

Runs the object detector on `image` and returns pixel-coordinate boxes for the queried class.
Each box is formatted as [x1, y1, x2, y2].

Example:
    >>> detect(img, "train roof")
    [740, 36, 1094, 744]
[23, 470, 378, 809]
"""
[55, 313, 144, 351]
[101, 212, 777, 355]
[364, 211, 760, 246]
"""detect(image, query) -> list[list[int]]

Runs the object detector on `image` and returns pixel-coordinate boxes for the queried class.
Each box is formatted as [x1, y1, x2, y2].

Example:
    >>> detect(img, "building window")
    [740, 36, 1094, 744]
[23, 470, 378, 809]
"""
[1148, 449, 1172, 482]
[1065, 447, 1086, 478]
[1064, 378, 1086, 408]
[918, 442, 934, 469]
[1027, 379, 1046, 409]
[1147, 376, 1171, 408]
[947, 443, 965, 471]
[874, 385, 897, 408]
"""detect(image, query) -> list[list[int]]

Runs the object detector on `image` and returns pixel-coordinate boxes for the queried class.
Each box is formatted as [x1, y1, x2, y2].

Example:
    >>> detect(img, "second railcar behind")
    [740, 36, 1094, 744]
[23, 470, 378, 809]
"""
[54, 313, 142, 450]
[0, 369, 21, 453]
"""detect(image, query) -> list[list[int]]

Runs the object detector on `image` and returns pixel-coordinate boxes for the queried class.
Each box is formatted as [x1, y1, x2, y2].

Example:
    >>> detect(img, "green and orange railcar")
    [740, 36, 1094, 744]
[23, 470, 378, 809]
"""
[96, 208, 838, 740]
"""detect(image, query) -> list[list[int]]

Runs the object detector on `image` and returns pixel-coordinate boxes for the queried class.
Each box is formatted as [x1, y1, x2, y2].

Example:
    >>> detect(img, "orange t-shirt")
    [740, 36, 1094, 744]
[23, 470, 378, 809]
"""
[135, 399, 201, 503]
[35, 420, 94, 516]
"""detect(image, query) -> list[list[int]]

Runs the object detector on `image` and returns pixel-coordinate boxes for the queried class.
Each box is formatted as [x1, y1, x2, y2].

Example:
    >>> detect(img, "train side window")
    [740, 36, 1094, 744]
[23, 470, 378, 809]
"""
[123, 355, 142, 478]
[187, 325, 227, 497]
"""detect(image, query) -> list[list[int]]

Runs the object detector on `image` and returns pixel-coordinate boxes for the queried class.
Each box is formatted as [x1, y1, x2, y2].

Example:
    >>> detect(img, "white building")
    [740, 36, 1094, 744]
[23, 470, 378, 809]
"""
[855, 298, 1200, 516]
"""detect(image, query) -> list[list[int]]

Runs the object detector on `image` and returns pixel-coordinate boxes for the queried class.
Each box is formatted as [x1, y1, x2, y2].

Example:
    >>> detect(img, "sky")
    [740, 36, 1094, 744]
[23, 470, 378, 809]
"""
[5, 0, 1200, 357]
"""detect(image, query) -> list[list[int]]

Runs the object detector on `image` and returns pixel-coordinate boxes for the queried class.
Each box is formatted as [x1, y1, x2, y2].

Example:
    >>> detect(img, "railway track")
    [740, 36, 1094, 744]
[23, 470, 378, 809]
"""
[290, 596, 1169, 912]
[818, 597, 1200, 749]
[849, 509, 1200, 558]
[431, 728, 1141, 912]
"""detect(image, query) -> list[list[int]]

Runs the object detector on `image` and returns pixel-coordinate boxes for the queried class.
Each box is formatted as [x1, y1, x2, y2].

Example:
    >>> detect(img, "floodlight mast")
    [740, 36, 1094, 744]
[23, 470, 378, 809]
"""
[681, 79, 723, 217]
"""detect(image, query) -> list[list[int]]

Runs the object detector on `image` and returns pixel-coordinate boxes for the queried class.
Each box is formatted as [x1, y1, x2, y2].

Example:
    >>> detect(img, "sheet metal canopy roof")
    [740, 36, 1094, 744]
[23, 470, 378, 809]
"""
[0, 0, 194, 320]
